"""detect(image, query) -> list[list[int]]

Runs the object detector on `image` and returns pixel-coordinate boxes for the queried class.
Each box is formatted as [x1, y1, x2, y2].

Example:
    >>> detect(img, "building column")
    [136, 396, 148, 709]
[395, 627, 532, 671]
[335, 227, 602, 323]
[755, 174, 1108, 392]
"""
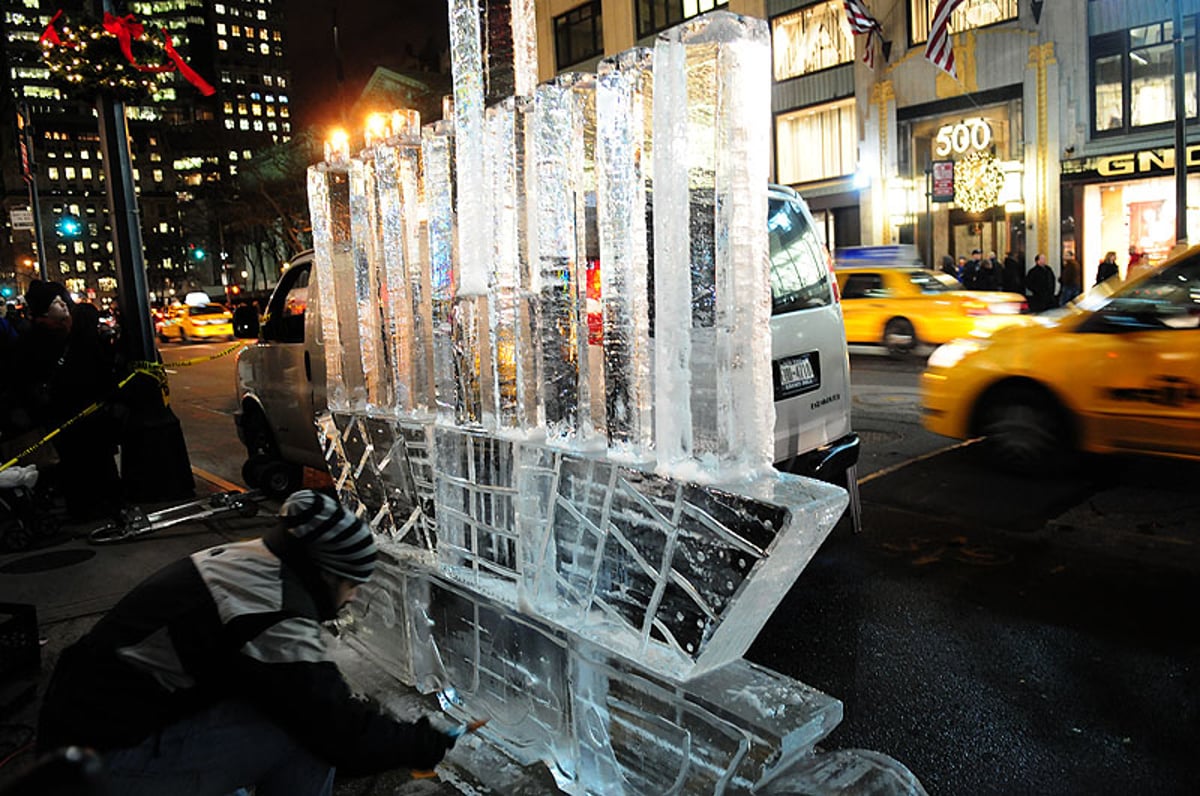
[863, 80, 895, 245]
[1024, 41, 1060, 270]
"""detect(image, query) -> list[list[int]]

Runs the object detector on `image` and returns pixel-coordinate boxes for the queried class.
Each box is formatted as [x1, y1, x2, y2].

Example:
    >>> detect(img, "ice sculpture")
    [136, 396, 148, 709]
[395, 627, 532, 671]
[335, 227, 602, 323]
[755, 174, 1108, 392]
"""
[307, 4, 924, 793]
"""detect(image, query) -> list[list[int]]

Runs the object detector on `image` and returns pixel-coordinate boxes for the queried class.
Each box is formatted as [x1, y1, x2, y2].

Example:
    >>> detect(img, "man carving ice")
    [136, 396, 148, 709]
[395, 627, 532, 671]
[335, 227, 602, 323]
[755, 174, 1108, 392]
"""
[36, 490, 456, 795]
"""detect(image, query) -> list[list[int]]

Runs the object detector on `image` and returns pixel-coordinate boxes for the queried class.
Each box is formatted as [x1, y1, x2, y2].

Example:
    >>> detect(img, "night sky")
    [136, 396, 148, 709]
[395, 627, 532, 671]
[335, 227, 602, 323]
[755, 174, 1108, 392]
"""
[282, 0, 450, 133]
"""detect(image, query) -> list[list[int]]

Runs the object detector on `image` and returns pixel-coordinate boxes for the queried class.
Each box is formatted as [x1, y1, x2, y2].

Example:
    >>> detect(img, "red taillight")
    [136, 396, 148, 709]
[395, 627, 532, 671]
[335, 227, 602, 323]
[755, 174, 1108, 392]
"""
[826, 251, 840, 302]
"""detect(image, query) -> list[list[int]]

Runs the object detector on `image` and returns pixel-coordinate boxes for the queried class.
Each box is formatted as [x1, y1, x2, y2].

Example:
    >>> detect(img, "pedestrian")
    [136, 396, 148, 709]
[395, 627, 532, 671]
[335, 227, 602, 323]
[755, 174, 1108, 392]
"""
[6, 280, 74, 469]
[1058, 258, 1082, 306]
[975, 251, 1003, 291]
[1096, 251, 1120, 285]
[51, 301, 123, 520]
[961, 249, 984, 289]
[1025, 253, 1057, 312]
[1127, 245, 1151, 279]
[36, 490, 458, 794]
[1002, 250, 1025, 295]
[939, 254, 959, 282]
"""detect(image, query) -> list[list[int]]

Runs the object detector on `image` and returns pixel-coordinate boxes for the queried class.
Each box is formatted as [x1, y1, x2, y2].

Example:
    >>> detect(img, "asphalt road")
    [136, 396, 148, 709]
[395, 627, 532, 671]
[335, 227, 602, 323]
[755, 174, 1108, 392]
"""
[163, 340, 1200, 795]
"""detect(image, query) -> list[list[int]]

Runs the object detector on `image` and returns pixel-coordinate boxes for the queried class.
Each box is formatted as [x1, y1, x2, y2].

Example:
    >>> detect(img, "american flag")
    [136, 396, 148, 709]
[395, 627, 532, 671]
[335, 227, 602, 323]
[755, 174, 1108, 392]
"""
[924, 0, 966, 78]
[843, 0, 882, 69]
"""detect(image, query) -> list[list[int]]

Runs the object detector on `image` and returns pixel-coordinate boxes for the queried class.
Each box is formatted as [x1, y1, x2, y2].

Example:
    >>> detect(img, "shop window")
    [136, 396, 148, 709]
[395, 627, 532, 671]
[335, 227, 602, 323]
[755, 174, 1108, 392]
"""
[554, 1, 603, 70]
[772, 1, 854, 81]
[636, 0, 727, 40]
[909, 0, 1018, 45]
[1091, 18, 1198, 136]
[776, 97, 857, 185]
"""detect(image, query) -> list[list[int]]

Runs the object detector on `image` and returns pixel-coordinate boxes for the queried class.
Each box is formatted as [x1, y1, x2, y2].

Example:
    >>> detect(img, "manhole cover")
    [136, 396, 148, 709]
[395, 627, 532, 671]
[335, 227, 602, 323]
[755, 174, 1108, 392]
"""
[0, 549, 96, 574]
[857, 429, 903, 445]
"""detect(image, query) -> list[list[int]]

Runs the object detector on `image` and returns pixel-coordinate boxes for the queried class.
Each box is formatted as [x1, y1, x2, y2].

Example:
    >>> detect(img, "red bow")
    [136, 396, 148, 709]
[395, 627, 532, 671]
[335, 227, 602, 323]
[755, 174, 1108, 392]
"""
[41, 9, 215, 97]
[161, 29, 215, 96]
[39, 9, 68, 46]
[102, 13, 170, 73]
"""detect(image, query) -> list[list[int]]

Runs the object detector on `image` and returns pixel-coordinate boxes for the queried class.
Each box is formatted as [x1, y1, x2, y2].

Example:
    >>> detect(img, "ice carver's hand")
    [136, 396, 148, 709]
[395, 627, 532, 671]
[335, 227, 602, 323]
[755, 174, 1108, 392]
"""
[409, 715, 457, 772]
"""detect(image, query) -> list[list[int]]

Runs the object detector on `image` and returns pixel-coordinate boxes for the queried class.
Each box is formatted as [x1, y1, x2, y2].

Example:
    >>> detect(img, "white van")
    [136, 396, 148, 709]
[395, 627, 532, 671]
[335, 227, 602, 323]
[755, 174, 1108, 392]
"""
[233, 186, 861, 526]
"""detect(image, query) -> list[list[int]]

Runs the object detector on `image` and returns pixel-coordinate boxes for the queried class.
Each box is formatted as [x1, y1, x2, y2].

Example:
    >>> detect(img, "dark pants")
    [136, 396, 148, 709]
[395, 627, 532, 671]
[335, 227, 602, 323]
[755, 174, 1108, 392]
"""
[101, 700, 335, 796]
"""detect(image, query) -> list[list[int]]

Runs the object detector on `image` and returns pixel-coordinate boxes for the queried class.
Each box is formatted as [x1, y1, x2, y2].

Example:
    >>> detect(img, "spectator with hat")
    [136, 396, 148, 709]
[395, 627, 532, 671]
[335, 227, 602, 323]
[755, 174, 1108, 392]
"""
[36, 490, 458, 794]
[961, 249, 984, 290]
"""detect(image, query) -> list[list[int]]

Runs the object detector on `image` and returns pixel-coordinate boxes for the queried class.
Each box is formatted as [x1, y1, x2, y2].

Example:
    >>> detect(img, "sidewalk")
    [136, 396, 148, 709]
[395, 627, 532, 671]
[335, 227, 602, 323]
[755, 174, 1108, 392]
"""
[0, 473, 484, 795]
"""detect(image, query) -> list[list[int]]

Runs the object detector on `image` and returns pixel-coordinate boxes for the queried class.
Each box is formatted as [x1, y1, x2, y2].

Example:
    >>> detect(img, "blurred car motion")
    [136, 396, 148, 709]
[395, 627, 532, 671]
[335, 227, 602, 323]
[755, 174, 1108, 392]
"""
[158, 303, 234, 343]
[922, 249, 1200, 472]
[833, 247, 1027, 356]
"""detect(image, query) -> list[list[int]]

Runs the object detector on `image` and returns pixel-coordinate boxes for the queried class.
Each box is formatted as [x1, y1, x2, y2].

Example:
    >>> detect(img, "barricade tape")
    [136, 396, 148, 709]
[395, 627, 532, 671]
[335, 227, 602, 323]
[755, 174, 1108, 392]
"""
[0, 341, 246, 474]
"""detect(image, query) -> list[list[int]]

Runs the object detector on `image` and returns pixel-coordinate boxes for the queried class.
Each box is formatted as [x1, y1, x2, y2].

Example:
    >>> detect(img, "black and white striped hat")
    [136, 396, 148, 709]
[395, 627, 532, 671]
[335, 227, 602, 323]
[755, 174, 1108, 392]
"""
[280, 490, 377, 583]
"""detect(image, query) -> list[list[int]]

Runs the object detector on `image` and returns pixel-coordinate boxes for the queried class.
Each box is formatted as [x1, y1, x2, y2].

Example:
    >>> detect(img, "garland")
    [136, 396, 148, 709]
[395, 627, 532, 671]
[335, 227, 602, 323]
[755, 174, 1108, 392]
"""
[953, 151, 1005, 214]
[40, 10, 215, 102]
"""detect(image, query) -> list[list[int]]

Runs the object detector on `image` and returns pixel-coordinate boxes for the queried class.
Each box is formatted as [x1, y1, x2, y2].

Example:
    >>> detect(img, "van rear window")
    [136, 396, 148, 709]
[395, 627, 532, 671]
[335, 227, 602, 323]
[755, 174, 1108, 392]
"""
[767, 198, 831, 315]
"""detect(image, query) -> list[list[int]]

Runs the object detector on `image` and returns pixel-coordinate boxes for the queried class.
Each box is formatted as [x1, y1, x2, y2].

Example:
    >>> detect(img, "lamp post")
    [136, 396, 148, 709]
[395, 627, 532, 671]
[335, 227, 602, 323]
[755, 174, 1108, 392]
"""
[1173, 0, 1188, 248]
[93, 0, 193, 500]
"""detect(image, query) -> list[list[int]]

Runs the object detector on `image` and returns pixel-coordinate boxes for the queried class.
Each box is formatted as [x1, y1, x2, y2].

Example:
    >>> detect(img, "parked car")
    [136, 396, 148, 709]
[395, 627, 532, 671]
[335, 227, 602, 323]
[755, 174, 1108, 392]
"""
[158, 302, 234, 343]
[833, 251, 1027, 355]
[921, 248, 1200, 472]
[235, 186, 863, 520]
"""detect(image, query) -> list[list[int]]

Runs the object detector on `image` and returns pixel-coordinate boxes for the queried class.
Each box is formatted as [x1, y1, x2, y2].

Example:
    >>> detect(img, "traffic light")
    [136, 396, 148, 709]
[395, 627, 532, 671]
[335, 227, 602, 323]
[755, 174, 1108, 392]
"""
[189, 244, 206, 261]
[0, 284, 13, 299]
[56, 214, 82, 237]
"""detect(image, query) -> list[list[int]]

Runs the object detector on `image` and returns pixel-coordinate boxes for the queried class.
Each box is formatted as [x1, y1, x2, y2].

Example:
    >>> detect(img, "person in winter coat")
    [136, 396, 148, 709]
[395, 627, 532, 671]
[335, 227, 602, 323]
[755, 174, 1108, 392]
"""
[37, 490, 458, 795]
[1025, 253, 1057, 312]
[1058, 258, 1083, 306]
[1096, 251, 1120, 285]
[974, 251, 1003, 291]
[1001, 250, 1025, 296]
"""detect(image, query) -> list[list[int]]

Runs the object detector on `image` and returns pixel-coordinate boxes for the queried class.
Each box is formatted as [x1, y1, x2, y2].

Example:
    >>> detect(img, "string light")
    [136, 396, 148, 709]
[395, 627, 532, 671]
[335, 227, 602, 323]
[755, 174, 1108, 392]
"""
[41, 21, 171, 101]
[953, 152, 1005, 214]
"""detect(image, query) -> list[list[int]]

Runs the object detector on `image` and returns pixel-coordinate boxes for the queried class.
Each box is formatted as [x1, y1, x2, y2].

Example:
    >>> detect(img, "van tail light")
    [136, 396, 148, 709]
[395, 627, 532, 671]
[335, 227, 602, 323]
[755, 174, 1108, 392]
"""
[826, 251, 840, 303]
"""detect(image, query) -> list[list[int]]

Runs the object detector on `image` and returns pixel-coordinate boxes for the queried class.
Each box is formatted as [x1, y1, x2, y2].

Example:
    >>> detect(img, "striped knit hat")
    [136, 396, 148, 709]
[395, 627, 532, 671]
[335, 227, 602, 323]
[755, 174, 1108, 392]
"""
[280, 490, 377, 583]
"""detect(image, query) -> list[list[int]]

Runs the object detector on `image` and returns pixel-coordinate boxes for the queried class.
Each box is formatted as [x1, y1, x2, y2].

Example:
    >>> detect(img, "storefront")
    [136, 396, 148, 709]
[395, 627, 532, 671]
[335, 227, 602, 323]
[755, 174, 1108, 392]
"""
[1062, 144, 1200, 287]
[894, 89, 1026, 268]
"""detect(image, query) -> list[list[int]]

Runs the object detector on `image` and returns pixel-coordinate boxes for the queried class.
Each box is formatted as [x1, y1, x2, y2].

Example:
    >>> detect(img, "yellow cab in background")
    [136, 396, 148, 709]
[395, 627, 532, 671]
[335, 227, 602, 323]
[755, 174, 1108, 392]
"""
[833, 246, 1027, 355]
[158, 294, 235, 343]
[922, 248, 1200, 472]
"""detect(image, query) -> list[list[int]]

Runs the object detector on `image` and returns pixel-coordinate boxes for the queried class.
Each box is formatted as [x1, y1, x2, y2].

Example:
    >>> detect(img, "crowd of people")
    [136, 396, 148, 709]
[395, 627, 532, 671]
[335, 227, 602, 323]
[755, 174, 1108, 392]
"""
[938, 244, 1145, 313]
[0, 280, 123, 524]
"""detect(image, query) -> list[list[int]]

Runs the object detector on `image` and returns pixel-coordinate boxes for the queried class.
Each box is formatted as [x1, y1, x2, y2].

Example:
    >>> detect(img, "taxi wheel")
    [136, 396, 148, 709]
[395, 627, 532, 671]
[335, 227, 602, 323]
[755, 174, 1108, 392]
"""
[883, 317, 917, 356]
[977, 386, 1070, 475]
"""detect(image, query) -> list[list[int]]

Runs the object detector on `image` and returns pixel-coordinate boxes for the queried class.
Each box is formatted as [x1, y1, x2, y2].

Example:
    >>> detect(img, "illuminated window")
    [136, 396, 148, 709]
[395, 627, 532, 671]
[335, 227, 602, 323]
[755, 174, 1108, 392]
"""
[218, 38, 228, 51]
[223, 101, 234, 114]
[231, 24, 241, 36]
[772, 2, 854, 81]
[239, 119, 249, 130]
[81, 167, 92, 179]
[47, 166, 59, 180]
[775, 97, 857, 185]
[637, 0, 727, 38]
[1092, 16, 1198, 135]
[259, 42, 270, 55]
[216, 23, 226, 35]
[909, 0, 1018, 45]
[153, 170, 163, 182]
[224, 119, 235, 129]
[64, 167, 76, 180]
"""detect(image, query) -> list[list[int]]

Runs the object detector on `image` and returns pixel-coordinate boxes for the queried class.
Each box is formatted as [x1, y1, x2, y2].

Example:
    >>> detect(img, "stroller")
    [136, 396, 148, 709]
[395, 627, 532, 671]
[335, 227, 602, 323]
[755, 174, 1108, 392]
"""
[0, 464, 58, 552]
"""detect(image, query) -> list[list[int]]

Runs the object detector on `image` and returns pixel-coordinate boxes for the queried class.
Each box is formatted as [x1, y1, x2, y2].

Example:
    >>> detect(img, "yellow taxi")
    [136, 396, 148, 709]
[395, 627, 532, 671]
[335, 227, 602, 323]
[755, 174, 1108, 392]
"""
[922, 249, 1200, 472]
[158, 302, 235, 343]
[833, 249, 1027, 355]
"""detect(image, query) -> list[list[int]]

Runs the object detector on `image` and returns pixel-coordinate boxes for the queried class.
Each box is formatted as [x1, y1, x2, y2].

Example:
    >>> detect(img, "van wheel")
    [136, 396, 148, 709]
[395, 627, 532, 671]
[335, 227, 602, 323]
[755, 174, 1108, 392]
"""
[977, 385, 1072, 475]
[883, 317, 917, 356]
[242, 454, 271, 488]
[258, 460, 302, 499]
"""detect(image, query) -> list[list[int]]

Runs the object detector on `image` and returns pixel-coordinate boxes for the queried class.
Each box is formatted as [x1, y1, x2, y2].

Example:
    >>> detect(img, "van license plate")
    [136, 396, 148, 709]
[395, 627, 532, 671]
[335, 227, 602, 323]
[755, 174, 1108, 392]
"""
[774, 352, 820, 399]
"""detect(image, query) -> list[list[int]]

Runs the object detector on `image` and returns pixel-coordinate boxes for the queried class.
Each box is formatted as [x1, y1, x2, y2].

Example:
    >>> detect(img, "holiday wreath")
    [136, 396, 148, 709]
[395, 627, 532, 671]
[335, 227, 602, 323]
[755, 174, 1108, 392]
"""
[40, 10, 215, 102]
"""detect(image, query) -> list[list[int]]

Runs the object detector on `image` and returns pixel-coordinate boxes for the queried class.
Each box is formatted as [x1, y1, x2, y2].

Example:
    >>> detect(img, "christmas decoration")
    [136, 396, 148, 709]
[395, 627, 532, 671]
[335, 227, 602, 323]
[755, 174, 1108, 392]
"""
[40, 10, 215, 102]
[953, 151, 1004, 213]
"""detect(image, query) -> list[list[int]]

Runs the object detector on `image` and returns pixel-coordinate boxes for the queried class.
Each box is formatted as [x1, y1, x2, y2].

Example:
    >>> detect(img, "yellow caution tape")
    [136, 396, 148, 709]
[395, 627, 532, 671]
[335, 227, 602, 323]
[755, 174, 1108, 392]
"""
[0, 342, 247, 474]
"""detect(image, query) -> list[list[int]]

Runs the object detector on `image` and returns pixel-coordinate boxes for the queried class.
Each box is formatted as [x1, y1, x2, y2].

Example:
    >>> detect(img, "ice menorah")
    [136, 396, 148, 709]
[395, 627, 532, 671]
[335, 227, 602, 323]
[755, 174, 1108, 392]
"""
[306, 2, 923, 793]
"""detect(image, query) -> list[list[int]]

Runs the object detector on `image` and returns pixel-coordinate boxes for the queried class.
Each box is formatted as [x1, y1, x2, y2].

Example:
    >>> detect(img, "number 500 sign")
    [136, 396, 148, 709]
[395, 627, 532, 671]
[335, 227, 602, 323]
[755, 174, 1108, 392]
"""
[934, 118, 993, 157]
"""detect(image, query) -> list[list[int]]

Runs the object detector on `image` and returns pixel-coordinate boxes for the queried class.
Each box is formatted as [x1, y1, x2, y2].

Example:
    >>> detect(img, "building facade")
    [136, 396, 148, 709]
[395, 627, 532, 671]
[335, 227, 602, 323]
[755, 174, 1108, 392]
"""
[0, 0, 292, 302]
[534, 0, 1200, 282]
